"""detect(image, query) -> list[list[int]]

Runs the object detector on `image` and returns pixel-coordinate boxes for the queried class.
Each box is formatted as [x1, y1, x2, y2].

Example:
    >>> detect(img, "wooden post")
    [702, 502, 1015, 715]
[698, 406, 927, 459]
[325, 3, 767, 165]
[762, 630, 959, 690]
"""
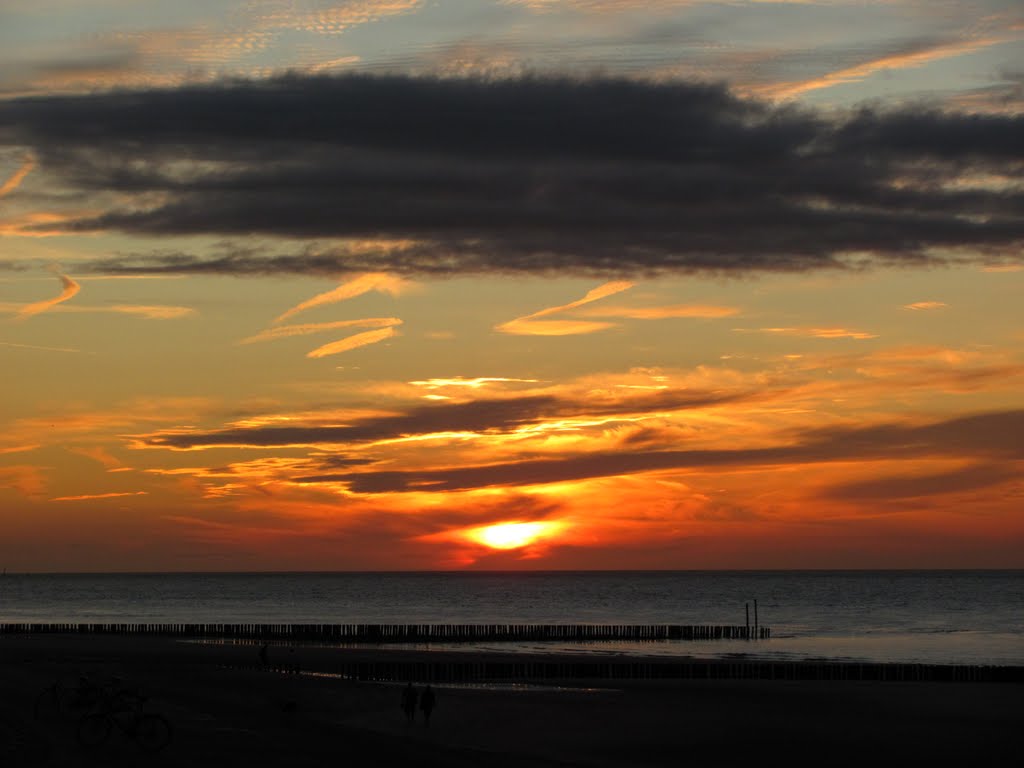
[745, 603, 750, 639]
[754, 599, 759, 639]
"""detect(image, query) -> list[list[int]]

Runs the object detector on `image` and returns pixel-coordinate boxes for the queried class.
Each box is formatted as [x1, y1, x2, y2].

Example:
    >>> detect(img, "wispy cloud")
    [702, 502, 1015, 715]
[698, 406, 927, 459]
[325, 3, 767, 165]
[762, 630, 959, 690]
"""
[1, 301, 193, 320]
[734, 327, 878, 340]
[0, 340, 83, 353]
[497, 318, 616, 336]
[306, 55, 362, 74]
[763, 36, 1016, 100]
[982, 264, 1024, 273]
[307, 326, 398, 358]
[496, 281, 632, 336]
[501, 0, 695, 12]
[410, 376, 542, 400]
[6, 1, 424, 97]
[75, 275, 187, 281]
[69, 446, 124, 470]
[14, 272, 81, 320]
[241, 317, 402, 344]
[0, 444, 39, 455]
[103, 304, 195, 319]
[51, 491, 148, 502]
[0, 154, 34, 198]
[275, 272, 413, 324]
[256, 0, 424, 35]
[409, 377, 540, 390]
[577, 303, 740, 319]
[0, 212, 87, 237]
[0, 465, 48, 498]
[904, 301, 948, 311]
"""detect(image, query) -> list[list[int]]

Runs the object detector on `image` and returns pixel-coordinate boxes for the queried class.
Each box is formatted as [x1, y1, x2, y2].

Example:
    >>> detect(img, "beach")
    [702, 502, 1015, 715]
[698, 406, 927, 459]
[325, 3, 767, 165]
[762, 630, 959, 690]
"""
[1, 634, 1020, 767]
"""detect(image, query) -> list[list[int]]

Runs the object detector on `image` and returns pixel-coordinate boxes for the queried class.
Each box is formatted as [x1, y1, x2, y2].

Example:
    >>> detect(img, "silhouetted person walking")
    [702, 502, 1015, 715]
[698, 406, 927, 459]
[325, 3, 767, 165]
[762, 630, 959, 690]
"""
[401, 682, 417, 724]
[419, 684, 435, 726]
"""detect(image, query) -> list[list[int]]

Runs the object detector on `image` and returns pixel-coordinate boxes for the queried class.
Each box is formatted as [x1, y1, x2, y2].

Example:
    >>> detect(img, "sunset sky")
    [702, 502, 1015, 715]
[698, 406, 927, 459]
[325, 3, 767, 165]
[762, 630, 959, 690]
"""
[1, 0, 1022, 571]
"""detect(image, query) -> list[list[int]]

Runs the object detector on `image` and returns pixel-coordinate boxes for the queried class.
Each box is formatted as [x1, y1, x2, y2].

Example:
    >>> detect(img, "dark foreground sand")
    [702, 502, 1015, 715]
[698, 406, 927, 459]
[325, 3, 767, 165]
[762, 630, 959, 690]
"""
[2, 635, 1020, 767]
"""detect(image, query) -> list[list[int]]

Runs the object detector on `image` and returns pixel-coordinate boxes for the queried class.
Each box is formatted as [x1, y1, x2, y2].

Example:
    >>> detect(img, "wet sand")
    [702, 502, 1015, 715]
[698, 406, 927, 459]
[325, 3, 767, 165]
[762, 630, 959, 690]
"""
[2, 634, 1020, 767]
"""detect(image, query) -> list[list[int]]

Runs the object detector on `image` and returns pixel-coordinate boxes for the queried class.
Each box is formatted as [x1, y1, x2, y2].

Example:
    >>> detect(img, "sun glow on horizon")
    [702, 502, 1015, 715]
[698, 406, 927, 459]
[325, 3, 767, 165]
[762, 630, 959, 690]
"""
[466, 521, 563, 550]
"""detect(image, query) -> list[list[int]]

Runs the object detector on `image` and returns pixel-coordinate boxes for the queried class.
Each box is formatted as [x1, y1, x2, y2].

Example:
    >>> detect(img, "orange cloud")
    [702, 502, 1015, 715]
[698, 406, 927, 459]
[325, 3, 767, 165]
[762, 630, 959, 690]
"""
[495, 280, 633, 336]
[0, 341, 82, 353]
[242, 317, 402, 344]
[577, 303, 740, 319]
[275, 273, 413, 324]
[0, 211, 95, 237]
[0, 444, 39, 455]
[8, 397, 215, 453]
[409, 377, 540, 391]
[734, 326, 878, 340]
[763, 36, 1014, 100]
[1, 302, 194, 320]
[0, 465, 48, 498]
[102, 304, 195, 319]
[496, 318, 615, 336]
[532, 281, 634, 319]
[503, 1, 696, 12]
[904, 302, 948, 311]
[69, 446, 124, 470]
[256, 0, 423, 35]
[0, 155, 35, 198]
[15, 272, 81, 320]
[982, 264, 1023, 273]
[92, 346, 1024, 570]
[7, 1, 421, 99]
[51, 491, 148, 502]
[307, 326, 398, 358]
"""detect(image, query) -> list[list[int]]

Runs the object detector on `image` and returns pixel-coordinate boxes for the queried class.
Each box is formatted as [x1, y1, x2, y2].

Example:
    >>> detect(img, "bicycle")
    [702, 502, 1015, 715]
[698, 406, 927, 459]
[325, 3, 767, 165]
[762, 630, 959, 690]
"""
[34, 676, 104, 721]
[76, 688, 171, 753]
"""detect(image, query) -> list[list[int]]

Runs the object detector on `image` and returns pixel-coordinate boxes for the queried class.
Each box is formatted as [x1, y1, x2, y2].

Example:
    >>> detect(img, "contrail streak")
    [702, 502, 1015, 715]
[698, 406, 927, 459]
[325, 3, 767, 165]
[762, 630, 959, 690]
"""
[307, 327, 397, 358]
[276, 272, 411, 324]
[241, 317, 401, 344]
[496, 280, 632, 336]
[0, 155, 35, 198]
[15, 272, 81, 320]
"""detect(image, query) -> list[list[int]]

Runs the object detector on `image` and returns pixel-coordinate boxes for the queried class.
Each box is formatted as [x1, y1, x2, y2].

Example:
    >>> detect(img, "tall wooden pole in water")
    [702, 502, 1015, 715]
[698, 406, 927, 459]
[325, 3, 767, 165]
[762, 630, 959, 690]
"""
[754, 599, 759, 638]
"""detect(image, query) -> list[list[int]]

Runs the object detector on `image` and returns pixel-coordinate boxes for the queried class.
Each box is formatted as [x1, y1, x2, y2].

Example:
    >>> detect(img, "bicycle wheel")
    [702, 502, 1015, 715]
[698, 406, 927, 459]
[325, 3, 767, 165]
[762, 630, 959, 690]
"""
[76, 714, 111, 748]
[135, 714, 171, 753]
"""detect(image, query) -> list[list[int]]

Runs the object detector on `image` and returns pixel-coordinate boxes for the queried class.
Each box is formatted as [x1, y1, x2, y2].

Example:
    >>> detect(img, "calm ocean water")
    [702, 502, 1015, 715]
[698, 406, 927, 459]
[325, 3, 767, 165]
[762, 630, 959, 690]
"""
[1, 571, 1021, 666]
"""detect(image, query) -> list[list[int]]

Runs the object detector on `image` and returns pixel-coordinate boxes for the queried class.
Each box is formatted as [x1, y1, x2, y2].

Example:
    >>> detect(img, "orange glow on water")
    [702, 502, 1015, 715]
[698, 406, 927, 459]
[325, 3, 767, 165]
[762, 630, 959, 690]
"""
[467, 521, 563, 550]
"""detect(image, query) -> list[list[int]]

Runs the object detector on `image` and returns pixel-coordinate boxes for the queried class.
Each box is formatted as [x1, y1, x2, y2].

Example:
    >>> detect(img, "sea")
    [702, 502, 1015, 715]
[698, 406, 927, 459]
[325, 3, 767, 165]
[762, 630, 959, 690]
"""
[1, 571, 1021, 666]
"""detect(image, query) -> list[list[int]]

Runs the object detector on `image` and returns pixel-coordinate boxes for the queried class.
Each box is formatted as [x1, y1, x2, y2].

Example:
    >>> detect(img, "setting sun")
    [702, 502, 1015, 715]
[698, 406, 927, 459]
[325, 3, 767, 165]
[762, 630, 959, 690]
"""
[467, 522, 563, 550]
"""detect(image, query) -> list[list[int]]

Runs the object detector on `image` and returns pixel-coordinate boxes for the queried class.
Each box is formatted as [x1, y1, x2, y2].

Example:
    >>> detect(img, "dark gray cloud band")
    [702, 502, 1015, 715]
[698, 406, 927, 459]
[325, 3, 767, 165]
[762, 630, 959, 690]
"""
[2, 74, 1022, 276]
[144, 390, 747, 449]
[299, 409, 1024, 493]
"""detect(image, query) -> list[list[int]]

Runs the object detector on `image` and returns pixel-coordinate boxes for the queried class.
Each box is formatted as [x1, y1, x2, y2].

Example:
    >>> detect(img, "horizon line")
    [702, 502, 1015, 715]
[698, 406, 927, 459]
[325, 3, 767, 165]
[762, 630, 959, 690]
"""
[4, 568, 1021, 576]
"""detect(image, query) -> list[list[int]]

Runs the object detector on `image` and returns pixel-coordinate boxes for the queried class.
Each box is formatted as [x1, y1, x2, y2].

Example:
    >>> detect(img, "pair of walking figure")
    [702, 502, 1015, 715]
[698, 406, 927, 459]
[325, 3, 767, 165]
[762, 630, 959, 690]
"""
[401, 683, 435, 725]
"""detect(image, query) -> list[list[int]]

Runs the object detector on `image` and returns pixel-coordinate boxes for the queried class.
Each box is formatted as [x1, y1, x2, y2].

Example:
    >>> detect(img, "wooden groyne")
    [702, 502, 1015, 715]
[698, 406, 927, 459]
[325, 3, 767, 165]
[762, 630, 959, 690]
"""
[2, 623, 1018, 683]
[0, 622, 770, 642]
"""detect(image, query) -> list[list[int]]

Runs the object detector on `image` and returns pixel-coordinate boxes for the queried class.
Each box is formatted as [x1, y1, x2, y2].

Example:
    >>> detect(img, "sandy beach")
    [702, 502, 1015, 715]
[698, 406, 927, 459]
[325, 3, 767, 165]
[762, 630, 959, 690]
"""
[2, 634, 1020, 767]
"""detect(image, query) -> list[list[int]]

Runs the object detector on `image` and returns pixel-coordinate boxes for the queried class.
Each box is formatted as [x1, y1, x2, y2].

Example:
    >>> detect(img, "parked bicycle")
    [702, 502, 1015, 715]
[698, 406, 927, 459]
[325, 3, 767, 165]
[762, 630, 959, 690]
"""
[75, 687, 171, 753]
[34, 676, 105, 721]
